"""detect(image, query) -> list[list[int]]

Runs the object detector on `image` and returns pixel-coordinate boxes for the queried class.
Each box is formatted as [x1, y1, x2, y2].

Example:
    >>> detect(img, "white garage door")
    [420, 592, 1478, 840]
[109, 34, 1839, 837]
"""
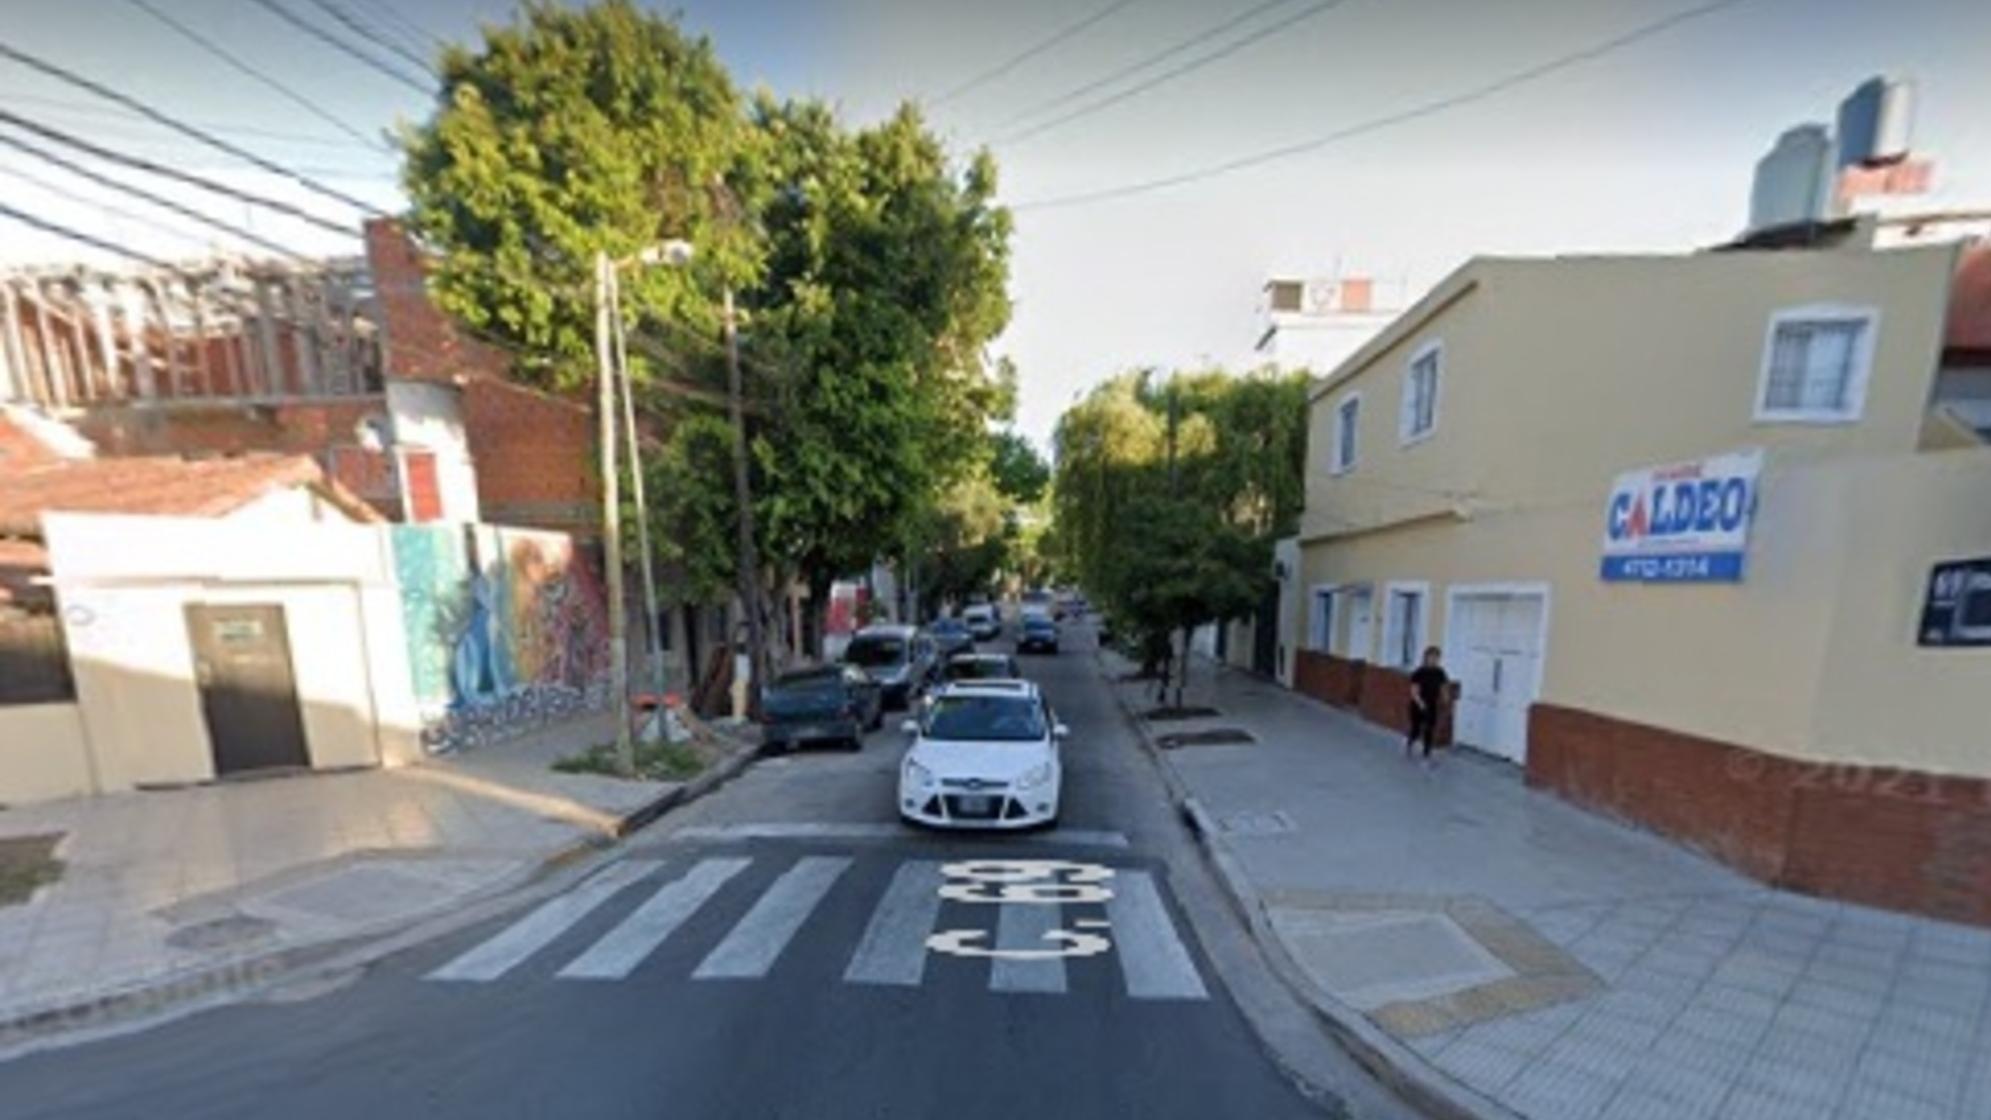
[1447, 591, 1546, 764]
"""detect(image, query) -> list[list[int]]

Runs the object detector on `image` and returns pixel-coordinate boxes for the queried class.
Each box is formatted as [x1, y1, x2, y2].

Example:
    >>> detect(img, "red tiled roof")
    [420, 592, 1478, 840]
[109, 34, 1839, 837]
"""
[0, 452, 382, 538]
[1949, 245, 1991, 355]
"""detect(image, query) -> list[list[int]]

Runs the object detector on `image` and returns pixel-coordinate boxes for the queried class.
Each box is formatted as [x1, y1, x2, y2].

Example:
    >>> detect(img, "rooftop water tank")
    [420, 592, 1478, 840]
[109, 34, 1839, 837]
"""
[1749, 124, 1834, 231]
[1837, 77, 1915, 168]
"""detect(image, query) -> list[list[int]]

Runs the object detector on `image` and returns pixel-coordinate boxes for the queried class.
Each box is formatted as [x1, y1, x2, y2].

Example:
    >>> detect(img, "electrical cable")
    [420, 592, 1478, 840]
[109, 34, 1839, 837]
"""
[119, 0, 391, 153]
[1011, 0, 1748, 211]
[243, 0, 432, 94]
[930, 0, 1144, 107]
[0, 38, 387, 215]
[994, 0, 1352, 147]
[0, 130, 312, 259]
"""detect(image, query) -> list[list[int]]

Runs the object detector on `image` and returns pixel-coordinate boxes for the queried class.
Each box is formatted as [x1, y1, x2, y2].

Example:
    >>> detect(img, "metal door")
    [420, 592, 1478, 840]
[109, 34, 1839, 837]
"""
[1448, 593, 1544, 764]
[186, 603, 311, 776]
[1343, 588, 1374, 662]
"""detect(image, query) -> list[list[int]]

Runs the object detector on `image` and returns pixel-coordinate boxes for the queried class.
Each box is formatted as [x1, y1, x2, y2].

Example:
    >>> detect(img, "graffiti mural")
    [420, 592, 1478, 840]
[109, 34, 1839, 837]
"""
[391, 524, 611, 753]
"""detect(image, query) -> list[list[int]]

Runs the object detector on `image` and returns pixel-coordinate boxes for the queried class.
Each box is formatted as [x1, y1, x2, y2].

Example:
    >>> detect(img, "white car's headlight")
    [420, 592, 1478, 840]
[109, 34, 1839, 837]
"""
[1017, 762, 1053, 790]
[903, 758, 935, 788]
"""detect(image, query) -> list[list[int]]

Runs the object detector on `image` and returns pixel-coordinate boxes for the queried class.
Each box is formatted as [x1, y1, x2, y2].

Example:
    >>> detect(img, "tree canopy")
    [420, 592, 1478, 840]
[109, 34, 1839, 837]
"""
[401, 1, 1017, 651]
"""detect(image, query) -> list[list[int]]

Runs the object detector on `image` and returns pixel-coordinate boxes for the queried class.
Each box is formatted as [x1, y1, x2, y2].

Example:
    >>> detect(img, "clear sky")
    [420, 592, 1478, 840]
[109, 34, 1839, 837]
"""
[3, 0, 1988, 447]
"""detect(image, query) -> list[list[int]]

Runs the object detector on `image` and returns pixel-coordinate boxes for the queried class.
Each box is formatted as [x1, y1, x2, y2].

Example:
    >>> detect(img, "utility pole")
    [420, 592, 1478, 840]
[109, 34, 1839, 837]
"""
[723, 286, 765, 715]
[595, 252, 633, 776]
[608, 267, 665, 699]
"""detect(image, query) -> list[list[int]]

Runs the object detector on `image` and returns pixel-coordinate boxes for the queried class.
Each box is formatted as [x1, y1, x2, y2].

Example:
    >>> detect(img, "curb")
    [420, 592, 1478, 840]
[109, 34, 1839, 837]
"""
[0, 732, 765, 1054]
[1095, 650, 1518, 1120]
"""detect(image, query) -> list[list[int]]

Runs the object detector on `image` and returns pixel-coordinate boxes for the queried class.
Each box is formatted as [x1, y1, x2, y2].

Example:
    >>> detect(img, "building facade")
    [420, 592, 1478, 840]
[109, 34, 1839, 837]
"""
[1291, 232, 1991, 924]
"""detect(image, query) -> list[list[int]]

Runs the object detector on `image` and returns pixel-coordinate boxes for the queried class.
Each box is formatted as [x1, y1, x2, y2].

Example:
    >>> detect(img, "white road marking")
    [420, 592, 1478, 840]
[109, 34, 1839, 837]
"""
[693, 857, 851, 980]
[1104, 870, 1208, 1000]
[843, 861, 945, 986]
[426, 860, 661, 982]
[557, 857, 750, 980]
[989, 903, 1068, 994]
[667, 822, 1130, 849]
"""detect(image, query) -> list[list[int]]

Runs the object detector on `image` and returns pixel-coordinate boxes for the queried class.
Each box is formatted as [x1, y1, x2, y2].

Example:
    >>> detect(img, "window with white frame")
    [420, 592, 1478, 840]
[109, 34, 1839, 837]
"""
[1331, 394, 1360, 474]
[1755, 305, 1879, 423]
[1400, 342, 1441, 444]
[1381, 584, 1428, 669]
[1309, 588, 1335, 651]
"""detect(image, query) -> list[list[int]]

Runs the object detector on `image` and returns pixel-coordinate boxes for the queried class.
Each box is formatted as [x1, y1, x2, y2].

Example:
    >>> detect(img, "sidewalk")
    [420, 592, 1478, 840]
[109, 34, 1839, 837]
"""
[0, 711, 743, 1041]
[1106, 652, 1991, 1120]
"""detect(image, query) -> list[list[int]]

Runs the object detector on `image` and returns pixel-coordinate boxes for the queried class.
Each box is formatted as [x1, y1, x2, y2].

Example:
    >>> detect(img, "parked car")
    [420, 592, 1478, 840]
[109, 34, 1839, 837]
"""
[759, 665, 881, 752]
[926, 616, 976, 659]
[898, 680, 1066, 829]
[1017, 614, 1060, 654]
[843, 624, 936, 709]
[961, 603, 1001, 641]
[942, 651, 1022, 682]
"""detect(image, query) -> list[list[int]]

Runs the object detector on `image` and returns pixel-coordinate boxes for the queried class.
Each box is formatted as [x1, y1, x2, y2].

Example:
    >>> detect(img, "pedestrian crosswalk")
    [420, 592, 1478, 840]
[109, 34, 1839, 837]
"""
[424, 853, 1209, 1002]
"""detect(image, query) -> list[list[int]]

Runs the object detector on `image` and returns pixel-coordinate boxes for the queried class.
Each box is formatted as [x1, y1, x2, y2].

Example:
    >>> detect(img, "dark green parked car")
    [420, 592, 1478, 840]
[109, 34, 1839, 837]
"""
[760, 665, 882, 752]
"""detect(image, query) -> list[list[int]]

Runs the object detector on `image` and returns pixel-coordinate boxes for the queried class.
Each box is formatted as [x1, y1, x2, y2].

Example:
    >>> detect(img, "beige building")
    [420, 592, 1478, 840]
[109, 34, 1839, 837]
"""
[1289, 229, 1991, 925]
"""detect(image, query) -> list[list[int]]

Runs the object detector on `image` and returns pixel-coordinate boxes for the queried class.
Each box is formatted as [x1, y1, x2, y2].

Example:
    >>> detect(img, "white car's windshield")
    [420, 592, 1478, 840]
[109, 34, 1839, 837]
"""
[843, 637, 905, 667]
[921, 694, 1046, 742]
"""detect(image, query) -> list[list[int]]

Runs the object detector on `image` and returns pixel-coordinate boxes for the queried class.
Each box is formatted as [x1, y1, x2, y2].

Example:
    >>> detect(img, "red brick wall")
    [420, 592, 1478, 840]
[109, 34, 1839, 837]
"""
[462, 377, 597, 535]
[1530, 703, 1991, 927]
[363, 219, 513, 386]
[70, 398, 384, 460]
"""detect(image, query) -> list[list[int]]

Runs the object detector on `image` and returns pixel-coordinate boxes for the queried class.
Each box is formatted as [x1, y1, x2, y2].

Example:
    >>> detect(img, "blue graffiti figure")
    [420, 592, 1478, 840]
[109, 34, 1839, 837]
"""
[450, 571, 503, 707]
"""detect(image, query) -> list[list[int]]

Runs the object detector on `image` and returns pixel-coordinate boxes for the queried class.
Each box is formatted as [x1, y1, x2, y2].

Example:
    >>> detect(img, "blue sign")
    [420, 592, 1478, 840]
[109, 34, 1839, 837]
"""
[1600, 450, 1762, 583]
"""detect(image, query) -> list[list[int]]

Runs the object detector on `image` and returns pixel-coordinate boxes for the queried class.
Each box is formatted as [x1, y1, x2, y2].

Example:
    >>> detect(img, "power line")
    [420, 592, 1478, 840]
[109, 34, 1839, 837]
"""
[930, 0, 1144, 107]
[243, 0, 432, 95]
[349, 0, 447, 52]
[1012, 0, 1749, 211]
[0, 107, 360, 237]
[0, 199, 173, 269]
[9, 90, 385, 154]
[120, 0, 392, 153]
[995, 0, 1352, 147]
[993, 0, 1294, 131]
[0, 164, 213, 250]
[0, 130, 311, 259]
[0, 38, 386, 216]
[300, 0, 438, 78]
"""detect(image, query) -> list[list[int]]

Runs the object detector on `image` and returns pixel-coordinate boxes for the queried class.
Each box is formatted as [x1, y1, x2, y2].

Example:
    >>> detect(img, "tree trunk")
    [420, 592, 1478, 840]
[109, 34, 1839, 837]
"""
[1175, 624, 1191, 709]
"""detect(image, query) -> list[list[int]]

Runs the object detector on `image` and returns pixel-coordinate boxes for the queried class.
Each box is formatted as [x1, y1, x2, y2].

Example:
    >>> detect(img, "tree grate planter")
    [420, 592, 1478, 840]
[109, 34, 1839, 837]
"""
[1156, 728, 1256, 749]
[1143, 706, 1222, 722]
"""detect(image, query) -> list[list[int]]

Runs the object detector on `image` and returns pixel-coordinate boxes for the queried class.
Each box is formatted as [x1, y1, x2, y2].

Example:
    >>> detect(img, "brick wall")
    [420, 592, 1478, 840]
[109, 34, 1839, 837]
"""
[71, 398, 384, 459]
[363, 219, 598, 536]
[462, 377, 596, 535]
[1530, 703, 1991, 927]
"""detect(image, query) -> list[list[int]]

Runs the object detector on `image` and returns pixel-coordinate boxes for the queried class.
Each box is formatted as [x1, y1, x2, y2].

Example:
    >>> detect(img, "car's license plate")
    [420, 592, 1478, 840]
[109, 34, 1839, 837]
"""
[955, 795, 994, 817]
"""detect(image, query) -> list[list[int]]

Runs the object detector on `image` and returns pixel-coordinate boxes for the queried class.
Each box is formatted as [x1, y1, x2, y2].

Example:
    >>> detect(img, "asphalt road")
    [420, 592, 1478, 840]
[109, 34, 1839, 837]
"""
[0, 624, 1405, 1120]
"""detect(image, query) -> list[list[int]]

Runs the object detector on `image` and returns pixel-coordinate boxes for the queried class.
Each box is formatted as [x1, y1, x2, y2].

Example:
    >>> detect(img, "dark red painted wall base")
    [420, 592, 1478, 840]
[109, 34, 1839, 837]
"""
[1530, 704, 1991, 928]
[1293, 649, 1453, 744]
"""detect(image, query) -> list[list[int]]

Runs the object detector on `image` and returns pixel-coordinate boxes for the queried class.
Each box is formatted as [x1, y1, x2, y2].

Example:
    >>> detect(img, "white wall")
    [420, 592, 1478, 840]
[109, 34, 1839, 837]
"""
[387, 380, 480, 522]
[41, 510, 424, 792]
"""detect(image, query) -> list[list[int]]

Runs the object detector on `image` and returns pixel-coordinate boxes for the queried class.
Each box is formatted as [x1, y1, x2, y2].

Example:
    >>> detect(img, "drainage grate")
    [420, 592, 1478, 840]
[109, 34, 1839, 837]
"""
[166, 914, 277, 950]
[1144, 706, 1222, 722]
[1156, 727, 1255, 749]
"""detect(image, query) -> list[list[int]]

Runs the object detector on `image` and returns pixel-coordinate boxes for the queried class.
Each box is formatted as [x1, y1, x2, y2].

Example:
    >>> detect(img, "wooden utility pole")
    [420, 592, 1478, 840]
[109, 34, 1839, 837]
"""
[595, 252, 633, 775]
[723, 286, 765, 715]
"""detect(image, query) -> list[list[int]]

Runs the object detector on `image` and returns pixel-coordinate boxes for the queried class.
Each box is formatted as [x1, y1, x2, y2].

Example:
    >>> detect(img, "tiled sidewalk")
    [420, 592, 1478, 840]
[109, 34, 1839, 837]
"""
[1110, 654, 1991, 1120]
[0, 712, 673, 1032]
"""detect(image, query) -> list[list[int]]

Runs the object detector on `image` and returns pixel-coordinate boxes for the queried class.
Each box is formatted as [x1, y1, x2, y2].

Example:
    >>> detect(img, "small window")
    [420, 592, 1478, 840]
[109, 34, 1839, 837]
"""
[1381, 585, 1428, 669]
[1331, 394, 1361, 474]
[1309, 588, 1335, 651]
[1755, 306, 1878, 423]
[1400, 342, 1441, 444]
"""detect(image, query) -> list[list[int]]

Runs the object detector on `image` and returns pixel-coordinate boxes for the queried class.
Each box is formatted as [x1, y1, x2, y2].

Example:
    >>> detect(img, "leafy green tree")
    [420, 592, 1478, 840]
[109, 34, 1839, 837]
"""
[400, 0, 759, 389]
[988, 430, 1050, 504]
[1050, 366, 1309, 696]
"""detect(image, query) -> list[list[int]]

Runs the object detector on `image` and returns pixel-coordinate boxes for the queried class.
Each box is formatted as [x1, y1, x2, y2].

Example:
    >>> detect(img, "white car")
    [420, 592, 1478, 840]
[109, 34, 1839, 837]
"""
[961, 603, 1001, 641]
[898, 681, 1065, 830]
